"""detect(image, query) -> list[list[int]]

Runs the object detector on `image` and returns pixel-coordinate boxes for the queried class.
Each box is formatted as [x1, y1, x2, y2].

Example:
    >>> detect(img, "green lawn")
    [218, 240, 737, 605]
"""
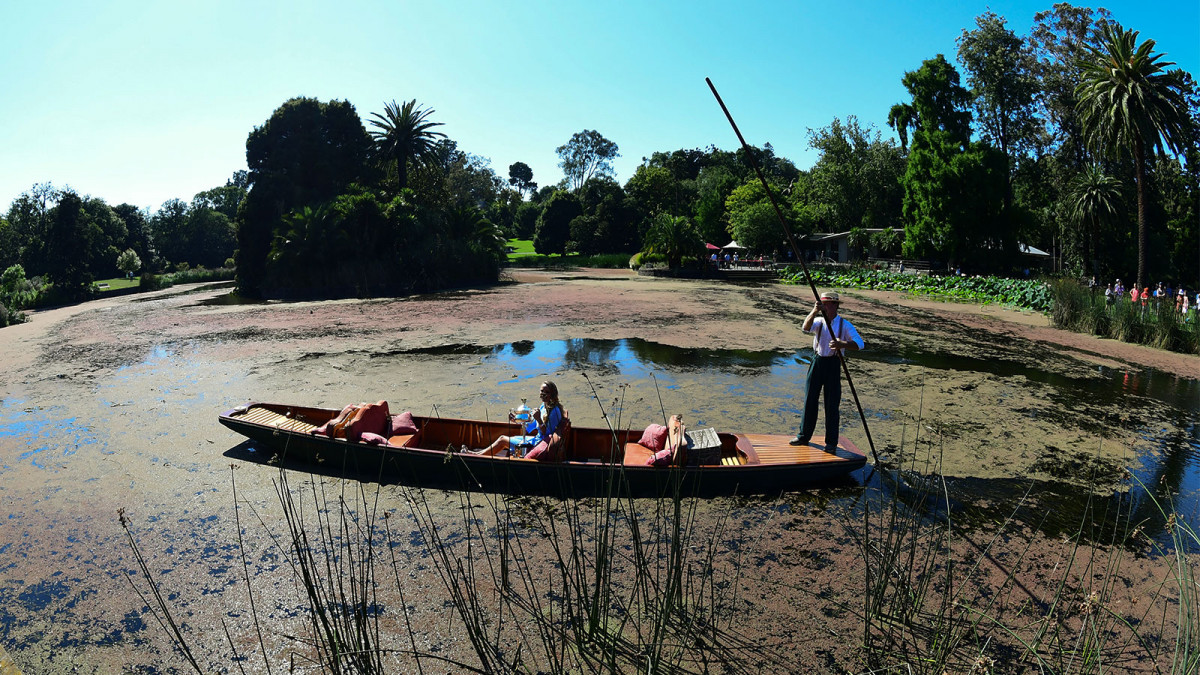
[506, 238, 537, 260]
[94, 276, 140, 291]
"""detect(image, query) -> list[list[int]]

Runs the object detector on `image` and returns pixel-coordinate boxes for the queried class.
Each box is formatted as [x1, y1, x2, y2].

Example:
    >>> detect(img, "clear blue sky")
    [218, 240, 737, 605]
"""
[2, 0, 1196, 213]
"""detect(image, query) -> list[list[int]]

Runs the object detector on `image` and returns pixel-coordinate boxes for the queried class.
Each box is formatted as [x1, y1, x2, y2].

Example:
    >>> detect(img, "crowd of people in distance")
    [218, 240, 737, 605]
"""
[709, 251, 773, 269]
[1099, 277, 1197, 318]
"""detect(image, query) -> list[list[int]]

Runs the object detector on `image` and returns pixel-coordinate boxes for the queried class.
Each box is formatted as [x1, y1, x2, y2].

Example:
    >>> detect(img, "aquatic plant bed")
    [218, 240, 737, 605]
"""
[781, 266, 1052, 312]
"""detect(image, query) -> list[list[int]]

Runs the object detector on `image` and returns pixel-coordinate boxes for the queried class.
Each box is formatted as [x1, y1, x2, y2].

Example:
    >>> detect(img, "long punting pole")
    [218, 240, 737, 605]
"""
[705, 77, 879, 466]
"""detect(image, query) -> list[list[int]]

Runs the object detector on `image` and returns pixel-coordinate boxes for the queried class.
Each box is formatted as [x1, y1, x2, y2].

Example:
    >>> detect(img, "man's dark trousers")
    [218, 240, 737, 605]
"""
[799, 354, 841, 449]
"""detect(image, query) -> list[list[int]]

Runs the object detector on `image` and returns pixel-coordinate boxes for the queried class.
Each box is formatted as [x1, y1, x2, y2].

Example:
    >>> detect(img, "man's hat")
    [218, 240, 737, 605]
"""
[820, 291, 840, 303]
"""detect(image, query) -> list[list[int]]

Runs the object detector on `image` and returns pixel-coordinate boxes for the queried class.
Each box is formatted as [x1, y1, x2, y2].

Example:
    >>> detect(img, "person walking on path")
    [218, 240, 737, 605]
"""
[791, 291, 865, 451]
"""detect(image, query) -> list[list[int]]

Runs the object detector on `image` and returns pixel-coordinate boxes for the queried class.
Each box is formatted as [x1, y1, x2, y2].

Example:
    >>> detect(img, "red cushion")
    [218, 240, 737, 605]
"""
[638, 424, 668, 451]
[390, 411, 417, 435]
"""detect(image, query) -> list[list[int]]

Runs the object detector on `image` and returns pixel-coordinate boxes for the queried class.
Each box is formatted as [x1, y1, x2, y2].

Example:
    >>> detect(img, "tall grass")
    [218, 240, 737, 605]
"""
[1050, 280, 1200, 354]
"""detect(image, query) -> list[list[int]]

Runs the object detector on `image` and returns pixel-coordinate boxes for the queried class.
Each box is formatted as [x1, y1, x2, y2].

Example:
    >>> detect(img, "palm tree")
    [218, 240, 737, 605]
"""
[1066, 165, 1122, 276]
[643, 214, 702, 269]
[368, 100, 446, 191]
[1076, 22, 1188, 291]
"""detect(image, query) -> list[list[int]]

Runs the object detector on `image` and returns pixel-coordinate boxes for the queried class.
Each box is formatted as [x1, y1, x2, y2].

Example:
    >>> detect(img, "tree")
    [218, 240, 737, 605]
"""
[624, 165, 679, 219]
[725, 179, 794, 252]
[514, 201, 541, 239]
[82, 197, 127, 279]
[508, 162, 537, 198]
[557, 130, 619, 191]
[807, 116, 905, 233]
[44, 191, 94, 298]
[151, 199, 190, 266]
[4, 183, 59, 276]
[116, 249, 142, 277]
[1076, 22, 1189, 290]
[192, 185, 246, 220]
[239, 97, 372, 295]
[112, 203, 157, 272]
[0, 218, 16, 272]
[418, 142, 505, 209]
[368, 99, 446, 192]
[642, 214, 702, 268]
[226, 170, 251, 190]
[891, 55, 1013, 267]
[693, 165, 739, 245]
[1066, 165, 1122, 277]
[187, 207, 236, 268]
[957, 11, 1040, 212]
[1030, 4, 1113, 166]
[534, 191, 581, 255]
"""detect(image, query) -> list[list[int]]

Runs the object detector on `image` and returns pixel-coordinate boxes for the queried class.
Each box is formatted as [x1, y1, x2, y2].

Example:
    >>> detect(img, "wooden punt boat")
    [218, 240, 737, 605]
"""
[218, 402, 868, 497]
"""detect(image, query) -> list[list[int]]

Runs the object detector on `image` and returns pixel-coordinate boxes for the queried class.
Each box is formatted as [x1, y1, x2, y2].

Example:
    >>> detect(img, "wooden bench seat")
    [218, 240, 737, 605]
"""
[622, 442, 654, 467]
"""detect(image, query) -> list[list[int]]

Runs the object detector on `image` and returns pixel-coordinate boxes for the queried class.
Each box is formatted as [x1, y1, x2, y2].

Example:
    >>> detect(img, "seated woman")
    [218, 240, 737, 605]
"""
[472, 381, 564, 459]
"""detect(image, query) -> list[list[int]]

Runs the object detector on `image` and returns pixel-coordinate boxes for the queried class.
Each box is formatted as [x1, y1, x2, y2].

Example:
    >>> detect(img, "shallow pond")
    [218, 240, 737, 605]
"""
[431, 337, 1200, 547]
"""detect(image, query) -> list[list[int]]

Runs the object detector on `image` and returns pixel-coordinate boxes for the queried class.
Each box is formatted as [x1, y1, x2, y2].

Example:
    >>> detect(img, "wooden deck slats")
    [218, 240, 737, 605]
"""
[742, 433, 848, 465]
[238, 407, 320, 434]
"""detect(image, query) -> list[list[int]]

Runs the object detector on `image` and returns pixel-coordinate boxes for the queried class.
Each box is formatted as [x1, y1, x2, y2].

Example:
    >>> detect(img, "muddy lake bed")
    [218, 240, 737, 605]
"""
[1, 268, 1198, 671]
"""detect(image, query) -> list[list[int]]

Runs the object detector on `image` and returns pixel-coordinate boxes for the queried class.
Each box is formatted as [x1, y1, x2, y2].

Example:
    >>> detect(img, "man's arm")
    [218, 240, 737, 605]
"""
[831, 320, 864, 351]
[802, 302, 820, 331]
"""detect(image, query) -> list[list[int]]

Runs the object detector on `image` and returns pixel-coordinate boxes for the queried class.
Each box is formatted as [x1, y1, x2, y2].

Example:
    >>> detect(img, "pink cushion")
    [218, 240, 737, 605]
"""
[638, 424, 668, 452]
[524, 440, 553, 462]
[390, 411, 417, 435]
[359, 432, 388, 445]
[646, 448, 674, 467]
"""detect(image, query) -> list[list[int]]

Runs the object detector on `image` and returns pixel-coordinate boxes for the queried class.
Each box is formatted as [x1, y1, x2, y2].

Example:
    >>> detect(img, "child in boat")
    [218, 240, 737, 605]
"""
[471, 381, 564, 458]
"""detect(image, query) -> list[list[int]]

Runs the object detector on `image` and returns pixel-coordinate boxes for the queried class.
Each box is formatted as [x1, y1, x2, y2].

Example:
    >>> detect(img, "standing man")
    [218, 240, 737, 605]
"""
[791, 291, 865, 450]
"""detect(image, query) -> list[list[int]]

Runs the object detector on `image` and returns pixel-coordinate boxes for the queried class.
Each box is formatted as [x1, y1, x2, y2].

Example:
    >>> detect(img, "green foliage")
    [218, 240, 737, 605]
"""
[238, 97, 373, 296]
[368, 99, 446, 192]
[1076, 22, 1190, 290]
[1066, 165, 1123, 276]
[556, 129, 619, 191]
[0, 264, 35, 326]
[624, 164, 679, 219]
[412, 140, 505, 210]
[870, 228, 901, 256]
[781, 266, 1053, 312]
[724, 179, 794, 252]
[957, 11, 1040, 160]
[534, 191, 581, 255]
[507, 161, 537, 198]
[893, 55, 1017, 270]
[807, 116, 905, 232]
[514, 201, 540, 240]
[191, 184, 246, 220]
[116, 248, 142, 276]
[692, 165, 739, 244]
[44, 191, 96, 300]
[641, 213, 702, 269]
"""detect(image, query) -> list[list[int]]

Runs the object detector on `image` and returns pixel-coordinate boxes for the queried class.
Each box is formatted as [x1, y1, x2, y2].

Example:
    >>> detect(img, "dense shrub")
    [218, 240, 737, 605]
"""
[782, 266, 1053, 312]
